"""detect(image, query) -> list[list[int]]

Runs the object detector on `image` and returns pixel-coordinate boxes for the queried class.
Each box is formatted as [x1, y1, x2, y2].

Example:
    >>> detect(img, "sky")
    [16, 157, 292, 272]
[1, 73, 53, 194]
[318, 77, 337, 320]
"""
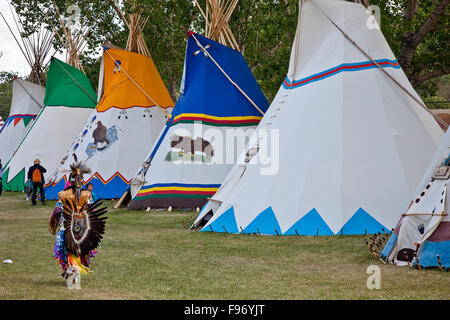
[0, 1, 65, 77]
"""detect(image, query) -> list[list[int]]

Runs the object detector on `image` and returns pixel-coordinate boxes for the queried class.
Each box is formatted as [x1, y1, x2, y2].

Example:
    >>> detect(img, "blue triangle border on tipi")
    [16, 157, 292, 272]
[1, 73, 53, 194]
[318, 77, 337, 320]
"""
[284, 208, 334, 236]
[337, 207, 388, 235]
[201, 206, 240, 234]
[242, 207, 282, 235]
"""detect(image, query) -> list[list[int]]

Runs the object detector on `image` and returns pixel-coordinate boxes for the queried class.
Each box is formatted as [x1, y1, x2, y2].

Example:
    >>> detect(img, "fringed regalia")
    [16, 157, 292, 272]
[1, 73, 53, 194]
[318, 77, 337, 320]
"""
[48, 158, 107, 289]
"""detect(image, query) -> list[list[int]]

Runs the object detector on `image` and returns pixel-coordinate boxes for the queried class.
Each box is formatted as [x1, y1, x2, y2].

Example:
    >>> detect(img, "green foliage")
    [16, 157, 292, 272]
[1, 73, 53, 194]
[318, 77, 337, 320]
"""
[133, 0, 199, 101]
[369, 0, 450, 97]
[130, 0, 299, 102]
[424, 96, 450, 109]
[79, 54, 102, 93]
[6, 0, 449, 103]
[10, 0, 122, 57]
[0, 71, 18, 83]
[0, 72, 17, 119]
[230, 0, 298, 102]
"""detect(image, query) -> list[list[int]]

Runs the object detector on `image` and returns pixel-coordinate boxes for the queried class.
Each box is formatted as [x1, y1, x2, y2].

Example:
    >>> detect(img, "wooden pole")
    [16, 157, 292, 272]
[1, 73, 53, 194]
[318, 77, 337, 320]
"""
[194, 0, 240, 51]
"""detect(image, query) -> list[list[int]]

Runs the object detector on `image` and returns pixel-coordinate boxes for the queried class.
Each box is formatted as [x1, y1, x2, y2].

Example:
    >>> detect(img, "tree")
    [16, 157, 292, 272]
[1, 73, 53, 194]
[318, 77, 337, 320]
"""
[0, 72, 17, 119]
[228, 0, 298, 102]
[0, 71, 19, 83]
[10, 0, 124, 86]
[132, 0, 199, 101]
[8, 0, 449, 101]
[369, 0, 450, 97]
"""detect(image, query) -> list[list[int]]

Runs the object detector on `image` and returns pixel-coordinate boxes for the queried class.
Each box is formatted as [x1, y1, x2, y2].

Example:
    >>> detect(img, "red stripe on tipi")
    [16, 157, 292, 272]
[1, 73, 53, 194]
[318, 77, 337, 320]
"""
[13, 118, 21, 127]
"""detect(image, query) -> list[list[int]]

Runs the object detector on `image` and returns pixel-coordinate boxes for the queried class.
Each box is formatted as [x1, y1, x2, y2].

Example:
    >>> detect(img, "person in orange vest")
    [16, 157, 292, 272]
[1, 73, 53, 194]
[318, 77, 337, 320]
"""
[27, 158, 47, 206]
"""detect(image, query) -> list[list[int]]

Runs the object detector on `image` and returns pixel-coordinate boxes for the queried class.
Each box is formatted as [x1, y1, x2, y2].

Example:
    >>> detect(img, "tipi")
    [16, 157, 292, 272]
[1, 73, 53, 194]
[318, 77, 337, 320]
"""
[0, 5, 53, 165]
[380, 128, 450, 270]
[0, 78, 45, 165]
[44, 2, 174, 200]
[1, 57, 97, 191]
[192, 0, 444, 235]
[127, 0, 269, 210]
[2, 1, 97, 192]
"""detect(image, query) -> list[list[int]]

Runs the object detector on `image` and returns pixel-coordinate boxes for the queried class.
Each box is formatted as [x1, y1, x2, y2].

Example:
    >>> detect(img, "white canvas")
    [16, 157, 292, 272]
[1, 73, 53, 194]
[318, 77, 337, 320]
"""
[4, 105, 93, 186]
[193, 0, 444, 235]
[0, 79, 44, 164]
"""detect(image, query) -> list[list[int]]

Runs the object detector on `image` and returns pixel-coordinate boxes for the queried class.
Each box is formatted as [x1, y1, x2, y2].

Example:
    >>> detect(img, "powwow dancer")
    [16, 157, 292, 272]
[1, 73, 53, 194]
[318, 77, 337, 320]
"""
[48, 157, 107, 289]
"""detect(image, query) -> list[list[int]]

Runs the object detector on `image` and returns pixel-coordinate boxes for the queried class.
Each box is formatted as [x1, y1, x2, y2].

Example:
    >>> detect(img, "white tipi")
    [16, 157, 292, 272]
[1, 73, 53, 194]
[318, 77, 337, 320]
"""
[192, 0, 444, 236]
[2, 2, 97, 192]
[0, 78, 44, 165]
[0, 5, 53, 164]
[380, 128, 450, 269]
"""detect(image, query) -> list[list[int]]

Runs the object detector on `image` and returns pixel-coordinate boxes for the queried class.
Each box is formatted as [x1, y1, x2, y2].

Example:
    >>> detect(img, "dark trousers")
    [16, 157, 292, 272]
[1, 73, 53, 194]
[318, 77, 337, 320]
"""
[0, 178, 2, 195]
[32, 182, 45, 205]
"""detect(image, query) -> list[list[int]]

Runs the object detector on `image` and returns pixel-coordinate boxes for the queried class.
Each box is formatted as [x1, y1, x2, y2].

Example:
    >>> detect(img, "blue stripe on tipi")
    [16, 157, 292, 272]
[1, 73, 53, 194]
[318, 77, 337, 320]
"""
[416, 241, 450, 269]
[195, 203, 208, 222]
[201, 207, 239, 234]
[282, 59, 400, 90]
[337, 208, 388, 235]
[44, 179, 67, 200]
[87, 176, 129, 199]
[45, 174, 129, 200]
[284, 209, 334, 236]
[380, 233, 398, 259]
[242, 207, 281, 235]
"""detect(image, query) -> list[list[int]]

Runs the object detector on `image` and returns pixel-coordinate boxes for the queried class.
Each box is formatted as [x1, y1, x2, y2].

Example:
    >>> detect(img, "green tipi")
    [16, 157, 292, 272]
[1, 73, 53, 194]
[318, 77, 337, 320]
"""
[2, 58, 97, 191]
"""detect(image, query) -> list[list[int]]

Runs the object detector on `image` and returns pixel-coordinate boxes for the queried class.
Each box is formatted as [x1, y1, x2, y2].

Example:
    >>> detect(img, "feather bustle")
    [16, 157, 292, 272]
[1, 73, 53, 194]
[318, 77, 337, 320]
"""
[62, 199, 108, 257]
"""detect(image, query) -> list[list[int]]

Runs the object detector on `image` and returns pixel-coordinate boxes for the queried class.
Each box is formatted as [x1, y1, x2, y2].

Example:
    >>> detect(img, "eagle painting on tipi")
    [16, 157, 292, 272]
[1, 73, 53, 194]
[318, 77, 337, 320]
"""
[44, 2, 174, 200]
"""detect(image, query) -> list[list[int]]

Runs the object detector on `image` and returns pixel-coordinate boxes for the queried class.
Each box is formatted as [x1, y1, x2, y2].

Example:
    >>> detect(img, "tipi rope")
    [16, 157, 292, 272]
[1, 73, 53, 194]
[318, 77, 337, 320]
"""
[190, 33, 265, 116]
[312, 1, 449, 130]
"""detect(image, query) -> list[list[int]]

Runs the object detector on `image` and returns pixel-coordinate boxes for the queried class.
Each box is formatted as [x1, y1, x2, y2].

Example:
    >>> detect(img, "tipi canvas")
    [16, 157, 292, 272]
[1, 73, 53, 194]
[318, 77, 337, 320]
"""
[44, 46, 174, 200]
[2, 58, 97, 191]
[0, 78, 44, 164]
[380, 128, 450, 269]
[192, 0, 443, 235]
[127, 32, 269, 210]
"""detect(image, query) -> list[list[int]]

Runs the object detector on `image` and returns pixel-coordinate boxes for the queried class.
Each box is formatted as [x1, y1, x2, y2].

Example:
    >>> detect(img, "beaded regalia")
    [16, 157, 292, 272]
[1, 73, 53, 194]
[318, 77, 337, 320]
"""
[49, 156, 107, 289]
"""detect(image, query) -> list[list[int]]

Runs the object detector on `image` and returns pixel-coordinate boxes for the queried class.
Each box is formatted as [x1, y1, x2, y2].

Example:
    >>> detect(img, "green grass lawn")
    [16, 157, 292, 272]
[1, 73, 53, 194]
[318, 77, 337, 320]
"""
[0, 191, 448, 300]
